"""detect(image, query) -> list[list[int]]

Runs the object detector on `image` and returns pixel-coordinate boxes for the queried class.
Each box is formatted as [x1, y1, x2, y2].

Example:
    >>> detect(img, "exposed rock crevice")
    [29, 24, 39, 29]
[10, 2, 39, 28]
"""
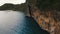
[26, 0, 60, 34]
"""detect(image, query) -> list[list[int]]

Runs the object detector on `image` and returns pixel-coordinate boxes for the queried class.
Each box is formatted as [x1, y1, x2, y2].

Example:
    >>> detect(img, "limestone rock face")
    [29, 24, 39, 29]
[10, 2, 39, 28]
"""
[26, 0, 60, 34]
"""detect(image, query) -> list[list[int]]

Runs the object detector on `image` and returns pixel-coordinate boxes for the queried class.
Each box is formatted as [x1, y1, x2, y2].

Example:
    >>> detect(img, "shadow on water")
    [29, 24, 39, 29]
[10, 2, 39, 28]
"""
[13, 16, 50, 34]
[24, 16, 50, 34]
[0, 11, 50, 34]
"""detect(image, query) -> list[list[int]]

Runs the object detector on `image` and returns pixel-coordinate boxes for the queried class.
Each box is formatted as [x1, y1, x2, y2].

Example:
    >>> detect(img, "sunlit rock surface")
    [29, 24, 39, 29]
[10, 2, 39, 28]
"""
[26, 0, 60, 34]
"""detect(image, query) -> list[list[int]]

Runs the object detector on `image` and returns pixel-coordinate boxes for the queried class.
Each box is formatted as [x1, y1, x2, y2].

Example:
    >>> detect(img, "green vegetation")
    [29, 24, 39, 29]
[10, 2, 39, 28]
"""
[36, 0, 60, 11]
[0, 3, 26, 11]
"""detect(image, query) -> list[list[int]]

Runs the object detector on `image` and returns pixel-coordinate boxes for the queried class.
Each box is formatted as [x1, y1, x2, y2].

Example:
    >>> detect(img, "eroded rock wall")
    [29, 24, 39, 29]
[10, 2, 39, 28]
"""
[26, 0, 60, 34]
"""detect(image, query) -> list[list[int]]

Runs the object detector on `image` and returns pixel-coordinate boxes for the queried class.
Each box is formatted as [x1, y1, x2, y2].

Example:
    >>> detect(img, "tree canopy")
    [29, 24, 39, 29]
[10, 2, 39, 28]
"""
[36, 0, 60, 11]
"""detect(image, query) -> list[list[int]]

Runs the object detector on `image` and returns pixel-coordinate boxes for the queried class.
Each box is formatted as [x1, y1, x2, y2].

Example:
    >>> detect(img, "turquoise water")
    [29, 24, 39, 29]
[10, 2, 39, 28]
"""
[0, 10, 49, 34]
[0, 10, 25, 34]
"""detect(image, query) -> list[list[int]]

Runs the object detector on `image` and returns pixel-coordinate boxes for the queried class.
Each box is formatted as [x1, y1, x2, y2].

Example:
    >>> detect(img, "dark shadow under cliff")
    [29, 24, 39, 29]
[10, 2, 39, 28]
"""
[24, 16, 50, 34]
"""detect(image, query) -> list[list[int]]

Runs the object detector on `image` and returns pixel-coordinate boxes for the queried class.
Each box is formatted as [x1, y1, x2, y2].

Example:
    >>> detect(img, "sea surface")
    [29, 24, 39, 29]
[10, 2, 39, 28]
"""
[0, 10, 24, 34]
[0, 10, 49, 34]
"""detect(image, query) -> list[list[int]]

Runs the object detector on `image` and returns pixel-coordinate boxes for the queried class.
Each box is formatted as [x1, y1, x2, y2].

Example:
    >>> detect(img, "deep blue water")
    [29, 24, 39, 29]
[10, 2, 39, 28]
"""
[0, 10, 49, 34]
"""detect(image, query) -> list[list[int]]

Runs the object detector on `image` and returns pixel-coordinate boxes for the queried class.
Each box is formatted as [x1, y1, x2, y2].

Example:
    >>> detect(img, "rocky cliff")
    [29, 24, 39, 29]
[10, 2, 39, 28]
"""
[26, 0, 60, 34]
